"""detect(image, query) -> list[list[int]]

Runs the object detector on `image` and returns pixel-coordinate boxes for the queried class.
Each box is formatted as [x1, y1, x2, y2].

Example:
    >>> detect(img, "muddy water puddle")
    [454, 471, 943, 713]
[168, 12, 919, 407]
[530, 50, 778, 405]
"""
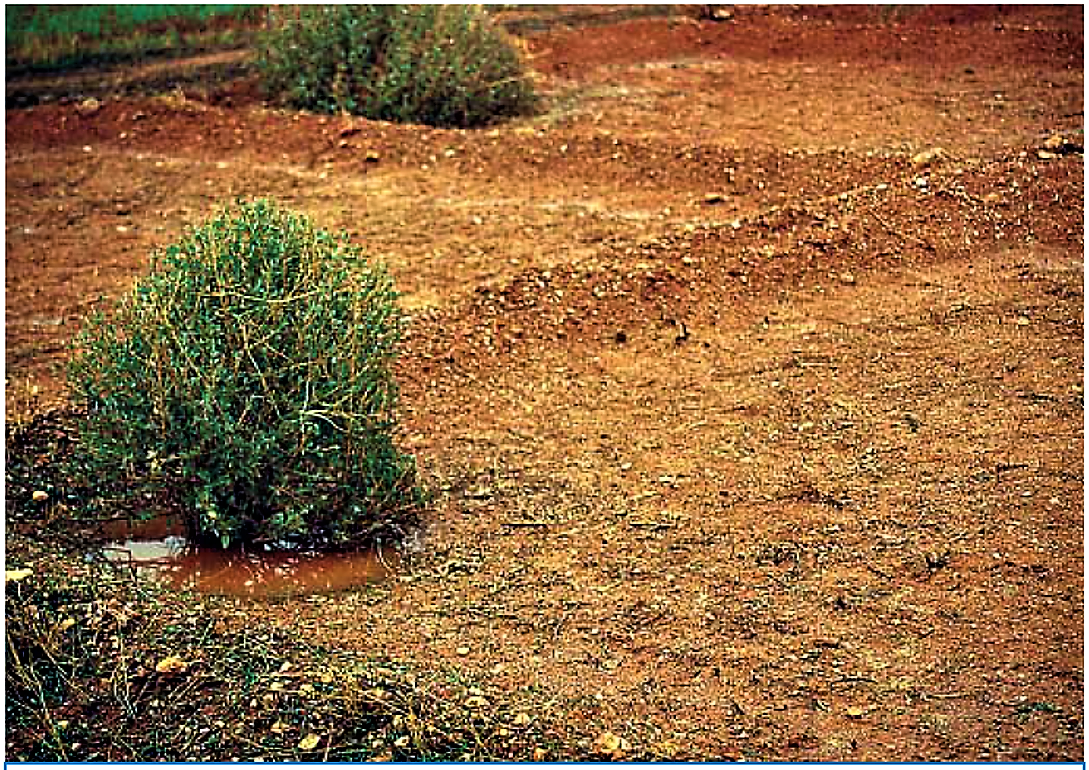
[99, 516, 397, 597]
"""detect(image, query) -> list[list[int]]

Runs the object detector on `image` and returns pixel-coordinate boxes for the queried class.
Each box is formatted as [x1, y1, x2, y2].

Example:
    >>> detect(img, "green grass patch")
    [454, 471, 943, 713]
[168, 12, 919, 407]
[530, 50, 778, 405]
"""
[6, 4, 266, 73]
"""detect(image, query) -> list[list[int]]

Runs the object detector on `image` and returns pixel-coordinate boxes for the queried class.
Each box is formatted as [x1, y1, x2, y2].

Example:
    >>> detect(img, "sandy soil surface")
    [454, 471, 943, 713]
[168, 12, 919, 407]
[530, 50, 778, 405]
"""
[5, 4, 1083, 760]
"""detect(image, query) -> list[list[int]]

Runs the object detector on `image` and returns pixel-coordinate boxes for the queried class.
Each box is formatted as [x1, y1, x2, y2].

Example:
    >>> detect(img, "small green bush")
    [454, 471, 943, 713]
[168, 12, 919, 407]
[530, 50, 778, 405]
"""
[256, 4, 537, 128]
[68, 199, 423, 550]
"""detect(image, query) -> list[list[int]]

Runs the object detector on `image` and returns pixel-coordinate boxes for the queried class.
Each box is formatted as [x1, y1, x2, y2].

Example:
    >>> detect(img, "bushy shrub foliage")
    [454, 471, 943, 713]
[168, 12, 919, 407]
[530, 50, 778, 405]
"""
[68, 199, 423, 550]
[256, 4, 537, 128]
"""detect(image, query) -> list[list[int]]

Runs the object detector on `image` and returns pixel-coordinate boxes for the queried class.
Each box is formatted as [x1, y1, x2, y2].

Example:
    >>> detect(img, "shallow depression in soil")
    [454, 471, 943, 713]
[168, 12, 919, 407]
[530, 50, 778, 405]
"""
[99, 516, 398, 597]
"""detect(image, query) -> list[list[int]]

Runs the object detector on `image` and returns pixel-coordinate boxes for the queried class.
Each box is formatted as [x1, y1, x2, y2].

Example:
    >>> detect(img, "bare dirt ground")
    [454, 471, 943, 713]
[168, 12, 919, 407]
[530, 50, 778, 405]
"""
[5, 5, 1084, 761]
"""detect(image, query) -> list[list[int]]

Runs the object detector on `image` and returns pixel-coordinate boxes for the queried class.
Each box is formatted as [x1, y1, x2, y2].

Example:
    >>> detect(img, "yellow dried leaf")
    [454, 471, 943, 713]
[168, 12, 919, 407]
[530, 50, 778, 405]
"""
[298, 733, 321, 751]
[593, 731, 627, 757]
[155, 655, 188, 674]
[1044, 134, 1067, 150]
[653, 739, 680, 758]
[6, 569, 33, 583]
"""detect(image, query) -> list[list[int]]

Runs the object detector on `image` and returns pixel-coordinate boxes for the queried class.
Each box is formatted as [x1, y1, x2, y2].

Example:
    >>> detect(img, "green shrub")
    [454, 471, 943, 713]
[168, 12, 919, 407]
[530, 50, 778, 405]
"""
[67, 199, 424, 551]
[256, 4, 537, 128]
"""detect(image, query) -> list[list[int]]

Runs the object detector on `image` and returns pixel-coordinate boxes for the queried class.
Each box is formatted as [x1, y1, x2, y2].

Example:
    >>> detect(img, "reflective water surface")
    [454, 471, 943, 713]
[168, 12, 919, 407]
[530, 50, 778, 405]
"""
[100, 515, 397, 597]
